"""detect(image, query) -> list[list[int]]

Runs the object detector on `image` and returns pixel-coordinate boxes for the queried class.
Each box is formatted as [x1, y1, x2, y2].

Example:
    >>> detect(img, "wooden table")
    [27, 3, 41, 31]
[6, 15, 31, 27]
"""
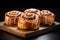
[0, 30, 60, 40]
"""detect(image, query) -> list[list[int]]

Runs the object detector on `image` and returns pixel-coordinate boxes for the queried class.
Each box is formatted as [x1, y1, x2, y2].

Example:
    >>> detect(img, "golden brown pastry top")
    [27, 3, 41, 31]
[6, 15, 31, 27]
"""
[5, 10, 23, 17]
[24, 8, 40, 14]
[20, 13, 37, 20]
[40, 10, 55, 16]
[19, 13, 40, 25]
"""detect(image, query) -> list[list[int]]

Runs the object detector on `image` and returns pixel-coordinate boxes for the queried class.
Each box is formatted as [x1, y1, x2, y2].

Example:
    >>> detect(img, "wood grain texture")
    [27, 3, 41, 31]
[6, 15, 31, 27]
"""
[0, 22, 60, 38]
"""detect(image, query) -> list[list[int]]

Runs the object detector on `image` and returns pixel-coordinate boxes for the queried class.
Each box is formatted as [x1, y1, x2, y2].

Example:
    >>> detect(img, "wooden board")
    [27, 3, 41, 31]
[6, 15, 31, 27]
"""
[0, 22, 60, 38]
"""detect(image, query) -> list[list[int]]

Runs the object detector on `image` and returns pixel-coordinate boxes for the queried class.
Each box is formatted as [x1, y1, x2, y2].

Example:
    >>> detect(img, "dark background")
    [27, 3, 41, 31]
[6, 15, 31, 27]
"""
[0, 0, 60, 22]
[0, 0, 60, 40]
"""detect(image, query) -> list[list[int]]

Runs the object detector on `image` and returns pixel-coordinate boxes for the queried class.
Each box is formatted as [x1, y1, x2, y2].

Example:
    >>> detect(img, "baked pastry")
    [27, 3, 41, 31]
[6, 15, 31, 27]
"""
[4, 10, 23, 25]
[40, 10, 55, 25]
[18, 13, 40, 30]
[24, 8, 41, 17]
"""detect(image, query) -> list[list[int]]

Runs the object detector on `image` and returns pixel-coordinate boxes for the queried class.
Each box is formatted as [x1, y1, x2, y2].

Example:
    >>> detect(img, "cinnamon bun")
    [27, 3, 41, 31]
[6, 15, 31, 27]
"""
[24, 8, 41, 17]
[4, 10, 23, 25]
[18, 13, 40, 30]
[40, 10, 55, 25]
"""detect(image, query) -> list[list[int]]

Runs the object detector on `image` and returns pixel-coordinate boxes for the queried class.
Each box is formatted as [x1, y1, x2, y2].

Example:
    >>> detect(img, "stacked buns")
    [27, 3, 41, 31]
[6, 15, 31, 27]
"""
[4, 8, 55, 30]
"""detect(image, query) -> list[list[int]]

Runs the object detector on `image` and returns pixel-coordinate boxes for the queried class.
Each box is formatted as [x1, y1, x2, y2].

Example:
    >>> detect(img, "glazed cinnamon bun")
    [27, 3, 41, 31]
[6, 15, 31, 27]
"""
[40, 10, 55, 25]
[24, 8, 41, 17]
[18, 13, 40, 30]
[4, 10, 23, 25]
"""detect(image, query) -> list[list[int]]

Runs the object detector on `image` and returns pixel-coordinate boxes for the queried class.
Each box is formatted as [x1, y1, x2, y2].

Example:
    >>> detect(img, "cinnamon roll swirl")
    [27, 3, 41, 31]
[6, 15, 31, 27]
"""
[18, 13, 40, 30]
[4, 10, 23, 25]
[24, 8, 41, 17]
